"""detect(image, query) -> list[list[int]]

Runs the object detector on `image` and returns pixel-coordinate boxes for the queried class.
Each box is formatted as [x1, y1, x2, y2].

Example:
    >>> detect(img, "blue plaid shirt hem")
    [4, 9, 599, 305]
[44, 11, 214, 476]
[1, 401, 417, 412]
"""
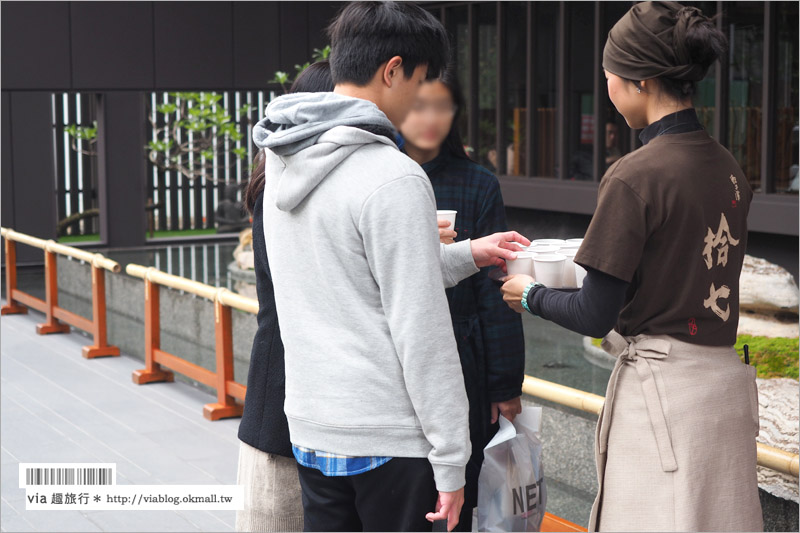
[291, 445, 393, 477]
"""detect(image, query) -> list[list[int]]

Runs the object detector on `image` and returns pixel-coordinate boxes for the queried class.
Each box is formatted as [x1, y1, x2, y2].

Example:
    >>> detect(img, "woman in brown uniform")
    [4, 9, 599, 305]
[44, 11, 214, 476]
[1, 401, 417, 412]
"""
[501, 2, 762, 531]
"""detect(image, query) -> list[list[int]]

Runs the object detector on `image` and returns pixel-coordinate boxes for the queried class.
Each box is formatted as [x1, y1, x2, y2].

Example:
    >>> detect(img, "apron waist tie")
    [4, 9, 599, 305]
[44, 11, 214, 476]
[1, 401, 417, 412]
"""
[600, 330, 678, 472]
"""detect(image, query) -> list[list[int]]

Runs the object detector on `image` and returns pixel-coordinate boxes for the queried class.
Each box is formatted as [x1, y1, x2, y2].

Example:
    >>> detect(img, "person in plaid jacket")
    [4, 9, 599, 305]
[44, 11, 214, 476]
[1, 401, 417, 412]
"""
[399, 67, 526, 532]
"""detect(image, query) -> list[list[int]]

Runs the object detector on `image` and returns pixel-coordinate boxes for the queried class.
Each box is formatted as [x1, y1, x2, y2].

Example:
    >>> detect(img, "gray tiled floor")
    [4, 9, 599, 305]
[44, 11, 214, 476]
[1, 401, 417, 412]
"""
[1, 300, 240, 532]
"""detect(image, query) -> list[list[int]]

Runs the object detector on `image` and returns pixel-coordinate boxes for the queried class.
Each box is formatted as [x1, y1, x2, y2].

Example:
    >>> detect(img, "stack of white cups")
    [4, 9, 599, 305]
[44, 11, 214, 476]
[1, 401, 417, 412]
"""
[528, 240, 565, 287]
[504, 238, 588, 289]
[564, 239, 588, 288]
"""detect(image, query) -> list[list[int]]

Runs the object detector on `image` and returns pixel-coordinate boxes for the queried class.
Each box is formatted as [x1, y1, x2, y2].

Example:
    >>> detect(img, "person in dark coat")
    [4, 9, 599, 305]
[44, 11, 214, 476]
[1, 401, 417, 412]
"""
[398, 67, 526, 532]
[237, 61, 334, 533]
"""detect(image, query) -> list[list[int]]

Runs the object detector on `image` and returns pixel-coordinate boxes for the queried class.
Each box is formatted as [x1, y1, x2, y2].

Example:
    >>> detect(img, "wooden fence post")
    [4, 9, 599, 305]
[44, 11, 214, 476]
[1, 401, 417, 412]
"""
[82, 262, 121, 358]
[132, 273, 173, 384]
[1, 238, 28, 315]
[36, 246, 70, 335]
[203, 296, 243, 420]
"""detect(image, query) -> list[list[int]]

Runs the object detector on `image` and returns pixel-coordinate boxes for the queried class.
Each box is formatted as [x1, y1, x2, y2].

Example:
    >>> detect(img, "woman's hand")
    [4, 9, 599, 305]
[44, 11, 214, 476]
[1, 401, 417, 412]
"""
[500, 274, 535, 313]
[469, 231, 530, 268]
[491, 396, 522, 424]
[438, 219, 457, 244]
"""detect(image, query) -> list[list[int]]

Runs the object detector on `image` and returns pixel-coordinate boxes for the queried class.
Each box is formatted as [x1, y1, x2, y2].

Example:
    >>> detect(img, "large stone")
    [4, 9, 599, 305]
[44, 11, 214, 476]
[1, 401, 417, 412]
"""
[756, 378, 800, 503]
[738, 314, 800, 339]
[233, 228, 255, 270]
[233, 279, 257, 301]
[740, 255, 799, 315]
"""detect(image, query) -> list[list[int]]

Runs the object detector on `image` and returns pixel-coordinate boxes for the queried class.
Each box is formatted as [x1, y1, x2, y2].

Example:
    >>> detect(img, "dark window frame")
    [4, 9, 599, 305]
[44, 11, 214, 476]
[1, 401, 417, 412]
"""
[425, 0, 798, 236]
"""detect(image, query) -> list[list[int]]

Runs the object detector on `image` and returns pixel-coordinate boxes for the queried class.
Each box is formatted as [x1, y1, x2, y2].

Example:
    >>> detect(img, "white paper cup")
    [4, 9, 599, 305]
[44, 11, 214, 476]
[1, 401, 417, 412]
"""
[531, 239, 566, 247]
[557, 243, 581, 250]
[566, 238, 584, 245]
[559, 249, 578, 288]
[533, 254, 566, 287]
[506, 252, 534, 276]
[575, 263, 588, 288]
[528, 245, 559, 255]
[436, 210, 457, 230]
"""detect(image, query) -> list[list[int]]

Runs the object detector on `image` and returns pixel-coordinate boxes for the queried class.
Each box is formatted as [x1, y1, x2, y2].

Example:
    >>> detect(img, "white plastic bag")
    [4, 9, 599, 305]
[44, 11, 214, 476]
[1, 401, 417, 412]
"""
[477, 407, 546, 532]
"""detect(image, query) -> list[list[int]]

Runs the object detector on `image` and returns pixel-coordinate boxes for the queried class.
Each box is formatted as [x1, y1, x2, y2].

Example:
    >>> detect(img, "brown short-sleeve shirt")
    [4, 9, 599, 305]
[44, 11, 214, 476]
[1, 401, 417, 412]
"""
[575, 130, 752, 346]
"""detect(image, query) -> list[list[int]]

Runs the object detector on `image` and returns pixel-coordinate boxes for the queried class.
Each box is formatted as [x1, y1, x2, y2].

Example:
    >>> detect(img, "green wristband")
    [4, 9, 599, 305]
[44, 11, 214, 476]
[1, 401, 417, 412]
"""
[521, 281, 542, 314]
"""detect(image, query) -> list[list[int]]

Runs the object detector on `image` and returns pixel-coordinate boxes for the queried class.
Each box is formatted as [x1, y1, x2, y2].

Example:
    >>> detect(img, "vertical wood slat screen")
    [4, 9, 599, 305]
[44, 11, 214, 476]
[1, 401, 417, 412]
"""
[53, 89, 274, 237]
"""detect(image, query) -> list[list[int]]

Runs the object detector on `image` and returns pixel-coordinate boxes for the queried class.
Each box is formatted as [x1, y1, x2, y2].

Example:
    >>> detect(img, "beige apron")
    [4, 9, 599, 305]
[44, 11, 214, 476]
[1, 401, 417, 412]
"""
[588, 330, 763, 532]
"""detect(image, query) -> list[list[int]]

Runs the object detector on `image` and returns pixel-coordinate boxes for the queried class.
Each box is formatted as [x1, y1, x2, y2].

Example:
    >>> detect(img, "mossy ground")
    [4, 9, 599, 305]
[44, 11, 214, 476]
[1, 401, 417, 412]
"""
[58, 228, 219, 243]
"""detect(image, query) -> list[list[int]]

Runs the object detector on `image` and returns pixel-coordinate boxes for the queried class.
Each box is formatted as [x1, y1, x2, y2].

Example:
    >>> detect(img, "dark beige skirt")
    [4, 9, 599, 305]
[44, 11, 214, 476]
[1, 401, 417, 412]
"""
[589, 331, 763, 532]
[236, 442, 304, 532]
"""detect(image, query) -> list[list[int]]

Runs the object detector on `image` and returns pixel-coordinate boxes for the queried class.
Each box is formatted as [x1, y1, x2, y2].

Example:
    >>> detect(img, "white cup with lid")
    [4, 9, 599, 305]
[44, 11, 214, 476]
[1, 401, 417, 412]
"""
[531, 239, 566, 247]
[528, 245, 559, 255]
[559, 248, 579, 288]
[533, 254, 566, 287]
[506, 252, 534, 277]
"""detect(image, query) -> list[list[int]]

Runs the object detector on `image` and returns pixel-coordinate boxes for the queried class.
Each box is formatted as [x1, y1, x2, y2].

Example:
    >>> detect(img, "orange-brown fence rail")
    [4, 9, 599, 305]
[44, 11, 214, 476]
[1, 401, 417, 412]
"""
[1, 227, 121, 358]
[125, 263, 257, 421]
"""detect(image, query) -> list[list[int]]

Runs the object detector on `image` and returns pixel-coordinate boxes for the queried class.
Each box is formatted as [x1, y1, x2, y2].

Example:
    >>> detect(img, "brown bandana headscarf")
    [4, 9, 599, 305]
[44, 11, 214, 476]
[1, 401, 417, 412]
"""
[603, 1, 710, 82]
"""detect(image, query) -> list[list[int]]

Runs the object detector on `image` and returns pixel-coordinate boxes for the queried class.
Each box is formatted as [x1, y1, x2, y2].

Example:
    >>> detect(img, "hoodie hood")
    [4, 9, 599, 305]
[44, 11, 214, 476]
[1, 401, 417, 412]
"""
[252, 92, 398, 211]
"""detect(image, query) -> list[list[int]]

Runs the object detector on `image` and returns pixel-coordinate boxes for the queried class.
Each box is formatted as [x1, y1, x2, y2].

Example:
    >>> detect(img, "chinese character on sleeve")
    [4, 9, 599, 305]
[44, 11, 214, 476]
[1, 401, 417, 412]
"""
[703, 283, 731, 322]
[702, 213, 740, 269]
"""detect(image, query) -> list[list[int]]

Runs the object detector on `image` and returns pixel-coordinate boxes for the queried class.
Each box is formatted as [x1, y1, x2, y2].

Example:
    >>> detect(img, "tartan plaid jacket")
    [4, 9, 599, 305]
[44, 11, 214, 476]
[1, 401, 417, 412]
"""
[420, 148, 526, 507]
[421, 149, 526, 405]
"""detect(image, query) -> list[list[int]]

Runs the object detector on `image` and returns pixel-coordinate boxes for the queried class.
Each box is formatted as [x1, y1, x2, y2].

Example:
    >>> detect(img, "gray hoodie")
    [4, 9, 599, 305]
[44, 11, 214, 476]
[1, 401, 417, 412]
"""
[253, 92, 476, 492]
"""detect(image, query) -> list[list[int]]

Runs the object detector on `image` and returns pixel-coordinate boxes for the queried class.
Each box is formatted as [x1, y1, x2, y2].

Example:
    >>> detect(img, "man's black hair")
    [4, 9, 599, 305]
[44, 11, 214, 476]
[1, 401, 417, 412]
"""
[326, 1, 450, 86]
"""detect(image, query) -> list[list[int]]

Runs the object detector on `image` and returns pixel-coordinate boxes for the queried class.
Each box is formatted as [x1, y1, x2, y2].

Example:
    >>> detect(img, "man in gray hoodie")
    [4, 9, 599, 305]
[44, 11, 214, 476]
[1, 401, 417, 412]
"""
[252, 3, 529, 531]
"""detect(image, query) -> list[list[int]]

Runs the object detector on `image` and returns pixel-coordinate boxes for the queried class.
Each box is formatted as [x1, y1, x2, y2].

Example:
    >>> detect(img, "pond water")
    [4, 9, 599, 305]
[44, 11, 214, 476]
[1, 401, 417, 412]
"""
[104, 241, 239, 289]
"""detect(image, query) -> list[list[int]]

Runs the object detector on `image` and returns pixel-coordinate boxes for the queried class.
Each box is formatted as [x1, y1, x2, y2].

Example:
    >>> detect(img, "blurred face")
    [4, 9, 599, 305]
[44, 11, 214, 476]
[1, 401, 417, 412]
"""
[605, 70, 647, 129]
[381, 63, 430, 128]
[399, 80, 456, 151]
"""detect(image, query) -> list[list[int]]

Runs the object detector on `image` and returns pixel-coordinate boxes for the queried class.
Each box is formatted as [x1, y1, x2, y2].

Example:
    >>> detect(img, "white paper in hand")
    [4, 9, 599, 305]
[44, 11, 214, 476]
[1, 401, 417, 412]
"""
[484, 413, 517, 450]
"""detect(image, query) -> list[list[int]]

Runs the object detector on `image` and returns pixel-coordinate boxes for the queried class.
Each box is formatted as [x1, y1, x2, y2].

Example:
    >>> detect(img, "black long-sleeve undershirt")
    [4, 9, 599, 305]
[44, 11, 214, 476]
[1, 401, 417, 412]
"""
[526, 267, 630, 338]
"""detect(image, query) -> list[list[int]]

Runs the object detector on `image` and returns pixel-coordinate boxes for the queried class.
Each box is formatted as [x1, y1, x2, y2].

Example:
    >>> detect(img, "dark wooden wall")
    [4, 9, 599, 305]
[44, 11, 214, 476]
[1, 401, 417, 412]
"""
[1, 1, 342, 91]
[1, 1, 341, 262]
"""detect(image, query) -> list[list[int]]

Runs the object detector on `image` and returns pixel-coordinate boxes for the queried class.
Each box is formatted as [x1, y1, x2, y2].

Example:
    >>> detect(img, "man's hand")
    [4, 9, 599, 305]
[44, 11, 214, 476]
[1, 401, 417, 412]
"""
[438, 219, 457, 244]
[470, 231, 530, 268]
[500, 274, 535, 313]
[491, 396, 523, 424]
[426, 488, 465, 532]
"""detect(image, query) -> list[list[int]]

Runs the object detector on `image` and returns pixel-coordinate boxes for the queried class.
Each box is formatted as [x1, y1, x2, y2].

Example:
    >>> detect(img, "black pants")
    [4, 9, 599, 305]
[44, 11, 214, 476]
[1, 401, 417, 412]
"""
[451, 505, 474, 532]
[297, 457, 438, 532]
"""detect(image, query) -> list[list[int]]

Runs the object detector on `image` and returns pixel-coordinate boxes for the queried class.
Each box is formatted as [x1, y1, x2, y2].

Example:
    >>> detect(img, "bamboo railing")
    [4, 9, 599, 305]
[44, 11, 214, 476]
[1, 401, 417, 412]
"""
[1, 227, 121, 358]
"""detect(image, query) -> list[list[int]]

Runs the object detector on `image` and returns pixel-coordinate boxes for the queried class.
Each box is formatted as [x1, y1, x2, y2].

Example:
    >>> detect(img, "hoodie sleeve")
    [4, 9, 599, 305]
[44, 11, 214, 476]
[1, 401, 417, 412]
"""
[359, 175, 471, 493]
[440, 241, 479, 288]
